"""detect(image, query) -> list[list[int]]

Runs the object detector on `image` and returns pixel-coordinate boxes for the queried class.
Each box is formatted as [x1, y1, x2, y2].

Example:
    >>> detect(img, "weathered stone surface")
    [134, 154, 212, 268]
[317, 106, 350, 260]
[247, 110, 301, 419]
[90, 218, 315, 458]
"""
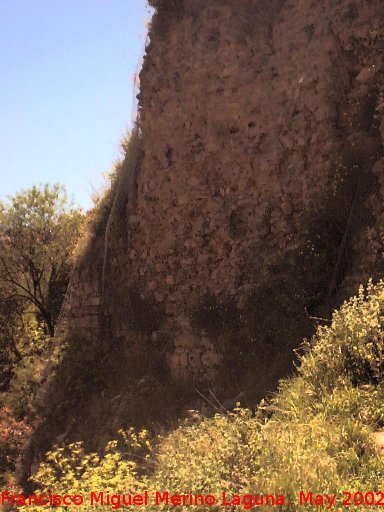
[25, 3, 384, 486]
[126, 0, 384, 319]
[356, 66, 377, 83]
[57, 0, 384, 381]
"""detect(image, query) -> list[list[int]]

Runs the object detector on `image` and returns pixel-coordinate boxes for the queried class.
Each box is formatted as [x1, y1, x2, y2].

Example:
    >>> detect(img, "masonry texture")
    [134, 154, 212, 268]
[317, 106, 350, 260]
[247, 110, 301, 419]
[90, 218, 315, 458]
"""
[29, 0, 384, 468]
[65, 0, 384, 382]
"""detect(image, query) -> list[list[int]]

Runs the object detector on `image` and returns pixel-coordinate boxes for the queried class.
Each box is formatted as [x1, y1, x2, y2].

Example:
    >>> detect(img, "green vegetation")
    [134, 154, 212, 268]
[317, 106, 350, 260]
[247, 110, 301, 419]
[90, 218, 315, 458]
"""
[24, 280, 384, 511]
[1, 174, 383, 511]
[0, 184, 84, 336]
[0, 184, 84, 484]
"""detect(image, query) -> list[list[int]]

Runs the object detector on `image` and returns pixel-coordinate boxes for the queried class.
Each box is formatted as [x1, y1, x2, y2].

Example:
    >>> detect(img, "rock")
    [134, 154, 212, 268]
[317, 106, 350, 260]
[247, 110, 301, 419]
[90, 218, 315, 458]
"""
[372, 158, 384, 175]
[188, 351, 201, 369]
[165, 275, 174, 285]
[189, 176, 200, 186]
[201, 351, 223, 368]
[169, 353, 180, 368]
[177, 194, 189, 205]
[90, 296, 101, 306]
[154, 291, 164, 302]
[200, 336, 213, 350]
[281, 201, 293, 216]
[179, 352, 189, 367]
[356, 66, 376, 83]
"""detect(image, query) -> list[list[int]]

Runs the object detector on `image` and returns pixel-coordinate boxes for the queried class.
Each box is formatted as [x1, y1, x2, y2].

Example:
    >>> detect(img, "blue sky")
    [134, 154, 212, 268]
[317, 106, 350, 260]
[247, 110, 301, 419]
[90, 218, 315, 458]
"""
[0, 0, 151, 210]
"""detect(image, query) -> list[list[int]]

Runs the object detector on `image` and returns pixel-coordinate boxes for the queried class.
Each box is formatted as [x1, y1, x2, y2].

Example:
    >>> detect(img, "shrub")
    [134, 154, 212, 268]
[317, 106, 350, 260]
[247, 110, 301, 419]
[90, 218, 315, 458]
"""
[298, 280, 384, 396]
[26, 281, 384, 511]
[2, 317, 50, 420]
[0, 407, 31, 487]
[22, 430, 150, 512]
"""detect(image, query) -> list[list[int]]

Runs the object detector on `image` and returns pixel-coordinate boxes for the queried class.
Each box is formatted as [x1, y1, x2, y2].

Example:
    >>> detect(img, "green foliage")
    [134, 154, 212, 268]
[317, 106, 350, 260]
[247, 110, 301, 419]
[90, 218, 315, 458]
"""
[27, 281, 384, 511]
[2, 315, 49, 419]
[24, 430, 151, 512]
[299, 280, 384, 396]
[0, 184, 83, 482]
[0, 289, 24, 391]
[0, 184, 84, 335]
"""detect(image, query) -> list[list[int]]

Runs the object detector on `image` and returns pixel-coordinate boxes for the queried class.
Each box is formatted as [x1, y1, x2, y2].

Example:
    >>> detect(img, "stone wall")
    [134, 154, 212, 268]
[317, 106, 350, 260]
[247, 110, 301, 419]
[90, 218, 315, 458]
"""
[22, 1, 384, 482]
[128, 0, 382, 311]
[60, 0, 384, 384]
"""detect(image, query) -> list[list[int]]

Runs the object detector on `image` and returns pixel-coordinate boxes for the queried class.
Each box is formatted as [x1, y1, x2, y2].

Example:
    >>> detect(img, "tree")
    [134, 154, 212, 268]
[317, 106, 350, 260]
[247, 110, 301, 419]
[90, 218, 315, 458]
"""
[0, 184, 84, 336]
[0, 288, 24, 391]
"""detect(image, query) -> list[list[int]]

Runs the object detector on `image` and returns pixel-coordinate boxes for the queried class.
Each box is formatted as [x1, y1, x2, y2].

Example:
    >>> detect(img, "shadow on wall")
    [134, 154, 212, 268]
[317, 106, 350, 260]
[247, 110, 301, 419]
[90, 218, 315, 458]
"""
[23, 89, 383, 490]
[21, 2, 384, 489]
